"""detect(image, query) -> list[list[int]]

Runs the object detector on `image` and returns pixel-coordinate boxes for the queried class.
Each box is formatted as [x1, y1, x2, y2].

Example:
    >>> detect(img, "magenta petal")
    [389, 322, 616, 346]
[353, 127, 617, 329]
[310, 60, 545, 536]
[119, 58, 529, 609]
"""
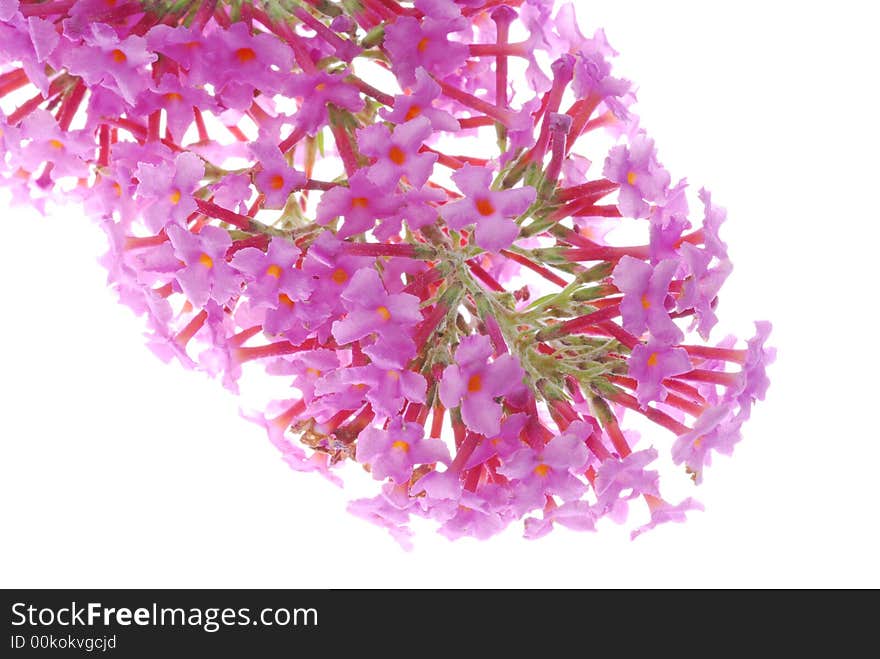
[341, 268, 387, 308]
[229, 247, 267, 276]
[454, 334, 494, 367]
[410, 438, 451, 466]
[0, 0, 19, 21]
[550, 472, 588, 501]
[473, 215, 520, 253]
[331, 309, 375, 346]
[484, 353, 525, 396]
[461, 394, 502, 437]
[355, 426, 389, 464]
[498, 447, 539, 480]
[413, 470, 461, 500]
[543, 434, 589, 471]
[439, 198, 474, 231]
[176, 266, 211, 308]
[356, 123, 390, 156]
[451, 163, 494, 195]
[399, 370, 427, 403]
[438, 364, 465, 409]
[27, 16, 59, 62]
[613, 255, 652, 295]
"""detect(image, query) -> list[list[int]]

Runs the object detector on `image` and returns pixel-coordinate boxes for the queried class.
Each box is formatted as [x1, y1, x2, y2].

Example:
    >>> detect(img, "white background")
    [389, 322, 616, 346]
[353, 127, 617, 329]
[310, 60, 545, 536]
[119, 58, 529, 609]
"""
[2, 1, 879, 588]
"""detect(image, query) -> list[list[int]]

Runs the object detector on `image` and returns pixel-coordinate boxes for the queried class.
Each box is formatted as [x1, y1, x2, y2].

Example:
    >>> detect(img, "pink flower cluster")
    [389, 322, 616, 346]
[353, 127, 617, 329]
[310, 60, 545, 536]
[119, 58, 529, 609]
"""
[0, 0, 773, 547]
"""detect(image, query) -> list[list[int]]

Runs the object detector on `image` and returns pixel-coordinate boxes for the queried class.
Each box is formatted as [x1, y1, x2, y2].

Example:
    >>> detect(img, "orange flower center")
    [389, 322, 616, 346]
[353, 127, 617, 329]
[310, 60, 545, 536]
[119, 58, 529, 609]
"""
[388, 146, 407, 166]
[467, 374, 483, 393]
[626, 171, 638, 186]
[164, 92, 184, 102]
[48, 139, 64, 150]
[376, 306, 392, 321]
[110, 49, 127, 64]
[235, 47, 257, 63]
[351, 197, 370, 209]
[391, 440, 410, 452]
[475, 197, 495, 216]
[405, 105, 422, 121]
[417, 37, 430, 53]
[315, 82, 327, 91]
[331, 268, 348, 284]
[269, 174, 285, 190]
[169, 189, 182, 205]
[647, 352, 659, 367]
[278, 293, 296, 308]
[534, 464, 551, 478]
[265, 264, 283, 279]
[197, 253, 214, 269]
[641, 293, 651, 309]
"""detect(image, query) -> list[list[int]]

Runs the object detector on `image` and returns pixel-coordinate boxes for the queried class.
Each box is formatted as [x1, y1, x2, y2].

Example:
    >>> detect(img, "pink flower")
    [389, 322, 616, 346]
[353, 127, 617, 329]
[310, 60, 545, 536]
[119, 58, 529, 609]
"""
[631, 495, 703, 540]
[380, 68, 460, 132]
[524, 501, 597, 540]
[356, 419, 450, 485]
[698, 188, 729, 261]
[230, 237, 311, 311]
[464, 413, 529, 470]
[594, 449, 661, 520]
[300, 233, 372, 340]
[604, 134, 671, 218]
[167, 225, 243, 308]
[2, 0, 772, 546]
[145, 25, 210, 75]
[672, 403, 743, 484]
[250, 140, 306, 209]
[267, 349, 340, 403]
[571, 32, 631, 116]
[284, 70, 365, 135]
[133, 73, 217, 141]
[613, 255, 683, 345]
[348, 492, 414, 551]
[735, 321, 776, 412]
[331, 268, 423, 369]
[677, 242, 732, 340]
[379, 184, 446, 238]
[499, 421, 591, 514]
[200, 22, 293, 108]
[439, 335, 526, 436]
[441, 164, 536, 252]
[436, 485, 511, 541]
[628, 341, 693, 405]
[649, 179, 691, 264]
[61, 22, 156, 105]
[243, 400, 342, 487]
[15, 110, 93, 180]
[315, 364, 426, 419]
[316, 170, 401, 238]
[357, 117, 438, 188]
[384, 2, 469, 87]
[136, 152, 204, 233]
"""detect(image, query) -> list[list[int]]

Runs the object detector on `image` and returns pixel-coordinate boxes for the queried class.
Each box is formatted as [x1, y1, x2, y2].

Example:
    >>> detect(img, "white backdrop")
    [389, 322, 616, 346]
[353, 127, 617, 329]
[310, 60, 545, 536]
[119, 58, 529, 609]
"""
[2, 0, 878, 588]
